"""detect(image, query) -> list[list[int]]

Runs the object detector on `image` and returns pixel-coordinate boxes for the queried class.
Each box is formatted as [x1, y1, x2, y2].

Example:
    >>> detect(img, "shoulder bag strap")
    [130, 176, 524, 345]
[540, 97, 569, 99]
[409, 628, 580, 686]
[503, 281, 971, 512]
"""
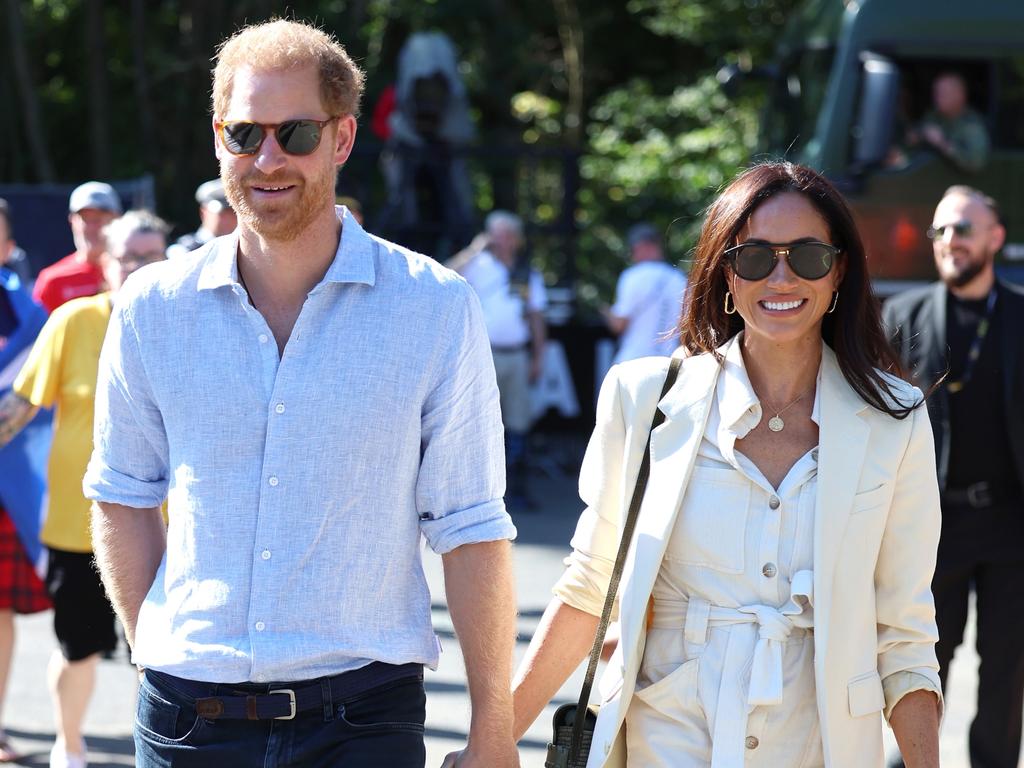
[568, 355, 683, 758]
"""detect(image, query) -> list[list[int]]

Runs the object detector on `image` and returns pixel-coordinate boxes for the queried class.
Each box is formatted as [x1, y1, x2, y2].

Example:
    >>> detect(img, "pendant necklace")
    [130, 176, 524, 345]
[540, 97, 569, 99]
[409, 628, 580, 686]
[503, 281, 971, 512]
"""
[762, 388, 811, 433]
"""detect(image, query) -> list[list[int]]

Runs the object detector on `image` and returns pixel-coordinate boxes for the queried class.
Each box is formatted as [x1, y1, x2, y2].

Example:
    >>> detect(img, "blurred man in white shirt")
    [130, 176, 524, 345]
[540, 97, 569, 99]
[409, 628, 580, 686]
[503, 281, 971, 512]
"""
[604, 222, 688, 363]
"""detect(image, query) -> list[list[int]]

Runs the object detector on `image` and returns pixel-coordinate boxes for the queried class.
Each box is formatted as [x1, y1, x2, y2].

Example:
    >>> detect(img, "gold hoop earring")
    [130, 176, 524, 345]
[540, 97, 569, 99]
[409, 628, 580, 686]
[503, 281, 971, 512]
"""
[827, 291, 839, 314]
[724, 291, 737, 315]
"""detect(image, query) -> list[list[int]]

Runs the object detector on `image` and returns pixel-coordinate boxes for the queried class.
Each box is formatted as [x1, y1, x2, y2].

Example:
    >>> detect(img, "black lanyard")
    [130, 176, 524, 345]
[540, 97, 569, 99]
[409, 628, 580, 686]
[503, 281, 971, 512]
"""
[947, 288, 997, 395]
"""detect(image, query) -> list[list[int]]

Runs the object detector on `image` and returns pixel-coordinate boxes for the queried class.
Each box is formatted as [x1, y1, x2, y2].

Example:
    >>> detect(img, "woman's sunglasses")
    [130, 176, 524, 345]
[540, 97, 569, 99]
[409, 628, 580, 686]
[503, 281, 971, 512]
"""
[723, 241, 839, 281]
[216, 118, 337, 156]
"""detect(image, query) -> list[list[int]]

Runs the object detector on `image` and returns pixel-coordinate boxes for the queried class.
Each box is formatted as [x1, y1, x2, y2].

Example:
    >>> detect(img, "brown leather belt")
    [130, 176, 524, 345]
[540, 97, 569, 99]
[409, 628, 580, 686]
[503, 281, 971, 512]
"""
[175, 662, 422, 721]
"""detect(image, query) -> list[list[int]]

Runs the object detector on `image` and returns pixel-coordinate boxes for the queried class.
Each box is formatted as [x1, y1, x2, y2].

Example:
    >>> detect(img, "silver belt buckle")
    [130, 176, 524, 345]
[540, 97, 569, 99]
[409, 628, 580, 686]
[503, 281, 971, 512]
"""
[270, 688, 296, 720]
[966, 481, 992, 508]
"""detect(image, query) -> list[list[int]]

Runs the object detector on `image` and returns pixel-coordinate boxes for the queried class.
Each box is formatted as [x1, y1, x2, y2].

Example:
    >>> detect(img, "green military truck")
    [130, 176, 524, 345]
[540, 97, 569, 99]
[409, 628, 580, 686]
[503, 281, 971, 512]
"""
[724, 0, 1024, 292]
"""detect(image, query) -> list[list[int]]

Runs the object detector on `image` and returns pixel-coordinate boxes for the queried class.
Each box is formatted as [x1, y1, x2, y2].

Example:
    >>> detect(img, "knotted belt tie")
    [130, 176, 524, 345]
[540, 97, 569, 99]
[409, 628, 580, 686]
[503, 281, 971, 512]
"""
[649, 569, 815, 767]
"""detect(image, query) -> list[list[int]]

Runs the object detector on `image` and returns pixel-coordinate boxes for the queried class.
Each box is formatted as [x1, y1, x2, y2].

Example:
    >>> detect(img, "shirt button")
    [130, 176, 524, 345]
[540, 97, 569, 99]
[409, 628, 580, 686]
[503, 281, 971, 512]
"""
[275, 403, 285, 414]
[268, 476, 279, 487]
[768, 496, 780, 510]
[812, 448, 819, 461]
[762, 562, 777, 578]
[261, 550, 271, 560]
[255, 621, 266, 631]
[746, 736, 759, 750]
[258, 334, 269, 344]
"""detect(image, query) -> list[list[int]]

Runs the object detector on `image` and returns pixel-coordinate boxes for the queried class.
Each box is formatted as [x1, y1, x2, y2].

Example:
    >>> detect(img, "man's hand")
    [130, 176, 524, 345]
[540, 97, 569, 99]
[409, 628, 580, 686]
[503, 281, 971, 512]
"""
[529, 354, 543, 384]
[441, 742, 520, 768]
[442, 541, 518, 768]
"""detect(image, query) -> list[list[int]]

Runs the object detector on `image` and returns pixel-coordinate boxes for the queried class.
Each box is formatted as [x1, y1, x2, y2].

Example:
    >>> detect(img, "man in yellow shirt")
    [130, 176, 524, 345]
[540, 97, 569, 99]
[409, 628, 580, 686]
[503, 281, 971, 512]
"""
[0, 210, 167, 768]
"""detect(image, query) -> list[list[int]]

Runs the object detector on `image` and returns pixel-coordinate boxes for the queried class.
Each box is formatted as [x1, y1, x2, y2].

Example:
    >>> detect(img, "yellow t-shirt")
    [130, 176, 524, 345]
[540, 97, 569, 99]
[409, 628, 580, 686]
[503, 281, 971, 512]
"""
[14, 292, 111, 553]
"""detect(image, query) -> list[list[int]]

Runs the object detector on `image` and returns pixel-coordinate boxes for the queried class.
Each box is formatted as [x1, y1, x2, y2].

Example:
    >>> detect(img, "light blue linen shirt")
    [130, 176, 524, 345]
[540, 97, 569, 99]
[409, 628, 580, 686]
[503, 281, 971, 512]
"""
[83, 207, 516, 683]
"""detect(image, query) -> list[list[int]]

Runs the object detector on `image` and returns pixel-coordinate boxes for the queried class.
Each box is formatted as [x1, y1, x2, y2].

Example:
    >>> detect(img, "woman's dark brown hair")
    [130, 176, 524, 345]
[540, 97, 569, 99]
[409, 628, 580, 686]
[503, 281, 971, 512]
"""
[679, 161, 915, 419]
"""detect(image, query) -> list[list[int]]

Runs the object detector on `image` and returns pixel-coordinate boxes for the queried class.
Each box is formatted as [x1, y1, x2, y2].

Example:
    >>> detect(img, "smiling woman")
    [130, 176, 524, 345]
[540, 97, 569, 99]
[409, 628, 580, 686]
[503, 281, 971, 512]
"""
[509, 162, 944, 768]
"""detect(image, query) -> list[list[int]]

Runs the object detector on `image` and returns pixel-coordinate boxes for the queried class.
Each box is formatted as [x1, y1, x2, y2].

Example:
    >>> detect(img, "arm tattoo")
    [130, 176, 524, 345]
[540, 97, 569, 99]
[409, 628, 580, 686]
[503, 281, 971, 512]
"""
[0, 390, 39, 450]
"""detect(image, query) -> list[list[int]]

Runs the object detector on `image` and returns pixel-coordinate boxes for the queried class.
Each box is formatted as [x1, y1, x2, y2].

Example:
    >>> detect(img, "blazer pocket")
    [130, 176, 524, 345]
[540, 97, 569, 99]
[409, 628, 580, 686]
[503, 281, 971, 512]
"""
[851, 483, 890, 515]
[847, 670, 885, 717]
[599, 672, 625, 704]
[633, 657, 701, 718]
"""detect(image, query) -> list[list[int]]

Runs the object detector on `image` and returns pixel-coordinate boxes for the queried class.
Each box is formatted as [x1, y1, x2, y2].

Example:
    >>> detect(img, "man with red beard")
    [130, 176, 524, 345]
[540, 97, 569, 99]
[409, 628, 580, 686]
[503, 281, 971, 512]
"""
[84, 19, 518, 768]
[883, 186, 1024, 768]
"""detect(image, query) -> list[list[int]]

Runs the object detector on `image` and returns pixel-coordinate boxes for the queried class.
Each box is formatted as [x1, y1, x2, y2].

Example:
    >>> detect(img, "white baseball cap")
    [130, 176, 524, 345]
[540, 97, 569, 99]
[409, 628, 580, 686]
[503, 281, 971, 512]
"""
[69, 181, 122, 215]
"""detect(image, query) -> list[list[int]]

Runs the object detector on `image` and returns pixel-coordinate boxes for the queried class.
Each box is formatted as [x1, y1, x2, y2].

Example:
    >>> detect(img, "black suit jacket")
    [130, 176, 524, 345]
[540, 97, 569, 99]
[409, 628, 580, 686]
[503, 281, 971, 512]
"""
[881, 278, 1024, 491]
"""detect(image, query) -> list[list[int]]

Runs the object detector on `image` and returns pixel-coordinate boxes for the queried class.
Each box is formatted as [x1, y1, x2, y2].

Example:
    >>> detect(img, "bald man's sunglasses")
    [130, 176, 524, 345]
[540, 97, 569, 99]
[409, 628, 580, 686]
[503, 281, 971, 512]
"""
[926, 221, 972, 241]
[216, 118, 337, 156]
[724, 241, 839, 281]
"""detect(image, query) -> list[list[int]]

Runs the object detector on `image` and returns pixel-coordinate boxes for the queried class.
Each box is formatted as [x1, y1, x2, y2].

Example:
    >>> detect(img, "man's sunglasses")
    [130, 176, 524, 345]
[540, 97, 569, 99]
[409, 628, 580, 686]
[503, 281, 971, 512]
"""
[926, 221, 972, 241]
[216, 118, 337, 156]
[723, 241, 839, 281]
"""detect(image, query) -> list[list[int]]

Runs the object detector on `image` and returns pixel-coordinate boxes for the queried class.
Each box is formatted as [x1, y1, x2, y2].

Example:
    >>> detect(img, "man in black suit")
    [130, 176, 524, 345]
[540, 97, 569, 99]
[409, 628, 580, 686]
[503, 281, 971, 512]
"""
[883, 185, 1024, 768]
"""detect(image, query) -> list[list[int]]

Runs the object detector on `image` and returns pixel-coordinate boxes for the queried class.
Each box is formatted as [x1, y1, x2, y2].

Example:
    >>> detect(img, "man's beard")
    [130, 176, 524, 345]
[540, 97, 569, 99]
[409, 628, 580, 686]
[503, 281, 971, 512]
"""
[222, 161, 336, 242]
[942, 252, 990, 289]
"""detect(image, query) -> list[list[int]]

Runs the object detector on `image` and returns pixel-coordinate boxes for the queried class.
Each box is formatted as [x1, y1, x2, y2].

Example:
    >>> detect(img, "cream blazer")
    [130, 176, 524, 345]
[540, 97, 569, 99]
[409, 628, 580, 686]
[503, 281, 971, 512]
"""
[557, 343, 942, 768]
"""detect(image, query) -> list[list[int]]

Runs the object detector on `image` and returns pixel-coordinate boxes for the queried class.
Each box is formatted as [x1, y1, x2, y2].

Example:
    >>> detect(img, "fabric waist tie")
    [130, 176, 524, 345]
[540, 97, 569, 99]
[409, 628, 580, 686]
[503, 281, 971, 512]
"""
[650, 569, 815, 768]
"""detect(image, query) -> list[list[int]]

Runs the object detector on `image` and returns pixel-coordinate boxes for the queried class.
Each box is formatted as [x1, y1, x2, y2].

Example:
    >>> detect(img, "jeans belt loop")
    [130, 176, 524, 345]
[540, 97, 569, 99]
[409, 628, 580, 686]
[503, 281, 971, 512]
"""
[320, 678, 333, 722]
[684, 598, 711, 646]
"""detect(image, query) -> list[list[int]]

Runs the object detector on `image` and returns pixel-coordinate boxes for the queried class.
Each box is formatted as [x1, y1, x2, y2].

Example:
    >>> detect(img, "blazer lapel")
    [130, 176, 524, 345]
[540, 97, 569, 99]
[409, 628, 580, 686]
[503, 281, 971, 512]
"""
[996, 280, 1022, 402]
[617, 351, 720, 651]
[813, 346, 870, 652]
[926, 281, 948, 379]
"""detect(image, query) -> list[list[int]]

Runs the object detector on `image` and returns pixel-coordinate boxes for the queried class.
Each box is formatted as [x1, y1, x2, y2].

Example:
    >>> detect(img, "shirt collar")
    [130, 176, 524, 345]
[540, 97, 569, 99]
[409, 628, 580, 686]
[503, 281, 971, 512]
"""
[197, 205, 376, 292]
[716, 332, 824, 438]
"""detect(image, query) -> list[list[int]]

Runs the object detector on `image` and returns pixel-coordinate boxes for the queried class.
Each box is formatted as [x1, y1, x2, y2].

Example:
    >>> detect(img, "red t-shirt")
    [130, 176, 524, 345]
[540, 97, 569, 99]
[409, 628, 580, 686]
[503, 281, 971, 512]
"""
[32, 253, 104, 313]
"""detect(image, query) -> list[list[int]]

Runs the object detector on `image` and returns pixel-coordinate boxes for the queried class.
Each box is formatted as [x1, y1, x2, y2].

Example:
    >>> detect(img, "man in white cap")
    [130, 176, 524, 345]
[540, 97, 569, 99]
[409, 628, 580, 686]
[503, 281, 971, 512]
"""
[32, 182, 122, 313]
[167, 179, 237, 258]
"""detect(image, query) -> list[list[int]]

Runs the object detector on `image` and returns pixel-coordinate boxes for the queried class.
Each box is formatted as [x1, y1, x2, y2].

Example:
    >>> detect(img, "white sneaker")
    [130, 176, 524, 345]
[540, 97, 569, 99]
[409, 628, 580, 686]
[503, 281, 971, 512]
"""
[49, 740, 87, 768]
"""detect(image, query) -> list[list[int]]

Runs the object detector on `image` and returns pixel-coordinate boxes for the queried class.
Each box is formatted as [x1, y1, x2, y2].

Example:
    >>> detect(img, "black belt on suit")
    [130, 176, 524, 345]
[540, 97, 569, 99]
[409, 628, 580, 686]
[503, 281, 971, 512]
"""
[942, 480, 1018, 509]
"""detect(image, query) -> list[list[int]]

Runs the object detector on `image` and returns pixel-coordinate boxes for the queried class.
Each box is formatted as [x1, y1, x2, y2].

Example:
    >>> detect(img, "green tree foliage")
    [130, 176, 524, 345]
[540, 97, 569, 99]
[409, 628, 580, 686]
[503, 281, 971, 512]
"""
[2, 0, 802, 306]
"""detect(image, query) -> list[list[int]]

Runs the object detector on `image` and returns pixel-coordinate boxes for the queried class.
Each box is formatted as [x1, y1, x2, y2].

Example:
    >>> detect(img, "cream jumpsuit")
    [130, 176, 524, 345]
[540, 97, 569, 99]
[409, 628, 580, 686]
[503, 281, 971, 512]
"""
[624, 349, 824, 768]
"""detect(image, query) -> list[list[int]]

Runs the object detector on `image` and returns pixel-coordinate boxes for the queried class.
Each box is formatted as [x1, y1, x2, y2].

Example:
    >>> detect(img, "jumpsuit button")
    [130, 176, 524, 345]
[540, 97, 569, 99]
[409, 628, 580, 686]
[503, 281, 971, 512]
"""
[746, 736, 759, 750]
[768, 496, 780, 510]
[762, 562, 777, 578]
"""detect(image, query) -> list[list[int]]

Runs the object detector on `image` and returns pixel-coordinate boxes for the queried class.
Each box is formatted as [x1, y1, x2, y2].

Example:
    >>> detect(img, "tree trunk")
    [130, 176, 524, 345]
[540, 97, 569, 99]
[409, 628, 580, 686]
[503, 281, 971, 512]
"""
[85, 0, 112, 176]
[3, 0, 55, 181]
[130, 0, 159, 172]
[552, 0, 585, 147]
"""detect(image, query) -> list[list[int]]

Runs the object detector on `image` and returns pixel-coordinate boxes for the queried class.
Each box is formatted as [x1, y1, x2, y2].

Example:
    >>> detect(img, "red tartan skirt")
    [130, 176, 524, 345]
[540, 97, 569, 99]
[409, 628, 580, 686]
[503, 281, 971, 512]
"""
[0, 505, 51, 614]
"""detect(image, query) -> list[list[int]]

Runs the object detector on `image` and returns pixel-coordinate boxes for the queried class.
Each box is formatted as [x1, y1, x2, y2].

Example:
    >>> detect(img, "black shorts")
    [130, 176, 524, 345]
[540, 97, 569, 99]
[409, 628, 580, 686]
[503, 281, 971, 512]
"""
[45, 548, 118, 661]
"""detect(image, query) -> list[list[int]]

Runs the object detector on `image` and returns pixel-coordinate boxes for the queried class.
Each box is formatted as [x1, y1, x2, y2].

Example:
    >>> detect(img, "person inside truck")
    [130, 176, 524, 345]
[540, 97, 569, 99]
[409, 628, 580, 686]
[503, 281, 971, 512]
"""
[904, 71, 990, 173]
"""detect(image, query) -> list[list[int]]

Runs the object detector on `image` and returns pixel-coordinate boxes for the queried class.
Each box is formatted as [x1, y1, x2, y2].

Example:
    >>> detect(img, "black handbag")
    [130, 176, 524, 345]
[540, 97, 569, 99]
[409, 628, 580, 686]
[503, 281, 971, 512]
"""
[545, 356, 682, 768]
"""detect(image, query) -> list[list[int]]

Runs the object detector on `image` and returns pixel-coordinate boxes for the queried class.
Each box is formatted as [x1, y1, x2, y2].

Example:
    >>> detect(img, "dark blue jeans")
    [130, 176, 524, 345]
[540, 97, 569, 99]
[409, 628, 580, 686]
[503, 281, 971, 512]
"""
[135, 668, 426, 767]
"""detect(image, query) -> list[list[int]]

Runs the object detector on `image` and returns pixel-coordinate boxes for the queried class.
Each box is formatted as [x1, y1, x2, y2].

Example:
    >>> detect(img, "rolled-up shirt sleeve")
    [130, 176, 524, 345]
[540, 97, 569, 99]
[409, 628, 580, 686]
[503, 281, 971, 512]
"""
[83, 291, 169, 509]
[417, 280, 516, 554]
[882, 669, 943, 722]
[553, 364, 630, 618]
